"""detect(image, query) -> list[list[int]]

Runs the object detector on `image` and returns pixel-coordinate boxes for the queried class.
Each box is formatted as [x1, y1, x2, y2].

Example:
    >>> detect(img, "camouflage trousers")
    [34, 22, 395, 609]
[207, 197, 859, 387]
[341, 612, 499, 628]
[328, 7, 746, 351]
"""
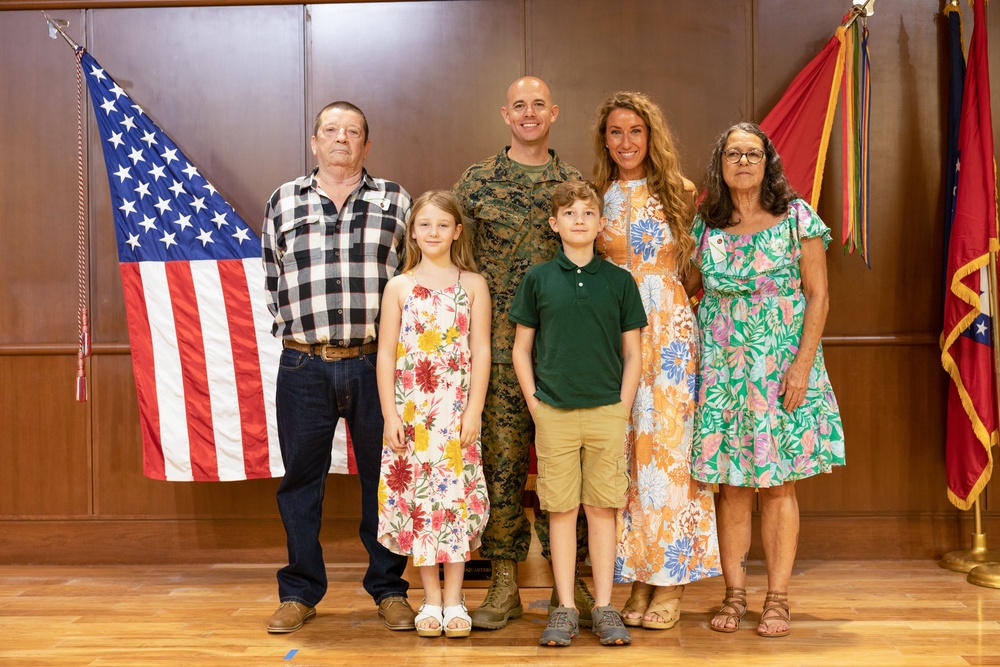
[481, 363, 588, 562]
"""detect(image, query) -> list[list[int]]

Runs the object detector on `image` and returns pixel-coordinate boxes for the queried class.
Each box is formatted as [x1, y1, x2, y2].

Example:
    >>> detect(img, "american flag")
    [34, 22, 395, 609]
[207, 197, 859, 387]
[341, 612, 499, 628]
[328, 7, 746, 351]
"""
[80, 49, 353, 481]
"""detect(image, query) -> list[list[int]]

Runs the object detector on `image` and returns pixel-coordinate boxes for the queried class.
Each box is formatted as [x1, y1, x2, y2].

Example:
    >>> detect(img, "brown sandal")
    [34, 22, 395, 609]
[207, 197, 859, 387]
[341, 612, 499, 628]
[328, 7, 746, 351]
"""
[642, 585, 684, 630]
[710, 586, 747, 633]
[620, 581, 653, 627]
[757, 591, 790, 638]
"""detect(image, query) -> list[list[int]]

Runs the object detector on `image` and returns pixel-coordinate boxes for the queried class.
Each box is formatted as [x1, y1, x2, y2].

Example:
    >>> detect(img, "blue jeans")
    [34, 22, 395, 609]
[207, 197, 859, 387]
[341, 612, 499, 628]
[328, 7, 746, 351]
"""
[274, 348, 409, 607]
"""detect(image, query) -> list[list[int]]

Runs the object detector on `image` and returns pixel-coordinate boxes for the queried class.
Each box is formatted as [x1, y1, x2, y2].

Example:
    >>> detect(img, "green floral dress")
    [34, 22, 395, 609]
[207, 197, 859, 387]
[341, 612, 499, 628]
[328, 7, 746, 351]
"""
[690, 199, 845, 488]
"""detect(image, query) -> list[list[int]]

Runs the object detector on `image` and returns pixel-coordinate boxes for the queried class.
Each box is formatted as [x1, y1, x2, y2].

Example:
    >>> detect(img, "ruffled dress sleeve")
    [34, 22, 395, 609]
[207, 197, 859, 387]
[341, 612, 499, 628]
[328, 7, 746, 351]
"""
[790, 199, 832, 249]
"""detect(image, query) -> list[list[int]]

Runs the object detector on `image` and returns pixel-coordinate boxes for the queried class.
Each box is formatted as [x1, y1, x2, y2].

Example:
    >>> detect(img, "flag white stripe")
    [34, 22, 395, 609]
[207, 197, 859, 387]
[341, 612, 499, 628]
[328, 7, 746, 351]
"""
[140, 261, 192, 481]
[244, 258, 284, 476]
[191, 260, 246, 481]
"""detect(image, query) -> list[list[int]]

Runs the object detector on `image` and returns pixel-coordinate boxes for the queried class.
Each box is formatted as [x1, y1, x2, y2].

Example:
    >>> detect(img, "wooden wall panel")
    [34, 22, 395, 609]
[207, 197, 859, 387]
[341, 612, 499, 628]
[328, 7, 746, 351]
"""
[528, 0, 751, 183]
[0, 356, 91, 516]
[86, 5, 307, 343]
[0, 10, 87, 345]
[309, 0, 524, 196]
[797, 343, 952, 513]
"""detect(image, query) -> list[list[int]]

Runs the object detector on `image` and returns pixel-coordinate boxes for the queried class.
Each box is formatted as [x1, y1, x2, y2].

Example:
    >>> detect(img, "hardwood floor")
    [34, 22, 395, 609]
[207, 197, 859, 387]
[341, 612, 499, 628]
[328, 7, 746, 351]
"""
[1, 557, 999, 666]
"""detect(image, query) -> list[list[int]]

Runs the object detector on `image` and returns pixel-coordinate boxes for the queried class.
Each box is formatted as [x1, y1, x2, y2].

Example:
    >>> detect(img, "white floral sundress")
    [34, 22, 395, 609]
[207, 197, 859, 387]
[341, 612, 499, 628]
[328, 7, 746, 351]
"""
[377, 272, 490, 565]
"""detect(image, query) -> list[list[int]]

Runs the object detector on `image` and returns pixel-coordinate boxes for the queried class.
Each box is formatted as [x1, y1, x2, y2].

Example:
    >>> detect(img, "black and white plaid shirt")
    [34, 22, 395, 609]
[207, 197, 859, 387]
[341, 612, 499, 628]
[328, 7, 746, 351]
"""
[262, 168, 410, 346]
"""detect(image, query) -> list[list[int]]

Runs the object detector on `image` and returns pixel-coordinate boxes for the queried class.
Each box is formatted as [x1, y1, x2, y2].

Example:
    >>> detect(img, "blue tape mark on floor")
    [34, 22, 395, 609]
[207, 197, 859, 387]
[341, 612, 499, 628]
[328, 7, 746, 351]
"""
[284, 649, 298, 660]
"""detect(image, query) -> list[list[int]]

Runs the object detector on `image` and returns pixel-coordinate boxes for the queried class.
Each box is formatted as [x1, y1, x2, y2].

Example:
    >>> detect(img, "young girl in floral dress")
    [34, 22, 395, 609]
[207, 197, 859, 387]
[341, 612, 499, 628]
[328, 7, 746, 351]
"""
[376, 191, 491, 638]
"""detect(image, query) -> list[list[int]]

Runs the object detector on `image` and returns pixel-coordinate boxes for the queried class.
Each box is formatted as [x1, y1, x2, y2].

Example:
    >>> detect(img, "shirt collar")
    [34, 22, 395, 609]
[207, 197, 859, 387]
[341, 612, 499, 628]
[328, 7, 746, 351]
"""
[554, 248, 604, 273]
[298, 167, 376, 196]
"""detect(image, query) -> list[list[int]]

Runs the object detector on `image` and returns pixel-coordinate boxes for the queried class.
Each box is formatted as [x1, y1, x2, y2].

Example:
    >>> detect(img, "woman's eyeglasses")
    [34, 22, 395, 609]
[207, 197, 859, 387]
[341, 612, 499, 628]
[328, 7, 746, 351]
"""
[723, 149, 765, 164]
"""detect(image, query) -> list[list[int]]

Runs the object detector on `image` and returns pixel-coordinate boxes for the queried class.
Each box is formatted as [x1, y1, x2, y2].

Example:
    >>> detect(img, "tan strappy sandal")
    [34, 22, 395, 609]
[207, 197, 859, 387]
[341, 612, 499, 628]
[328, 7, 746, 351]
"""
[757, 590, 791, 638]
[641, 585, 684, 630]
[710, 586, 747, 633]
[620, 581, 653, 627]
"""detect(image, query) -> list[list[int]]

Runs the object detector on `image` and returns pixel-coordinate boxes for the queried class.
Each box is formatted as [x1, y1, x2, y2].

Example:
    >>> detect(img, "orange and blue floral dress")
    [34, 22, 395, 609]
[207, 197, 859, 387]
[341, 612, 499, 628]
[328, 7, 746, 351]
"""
[690, 199, 845, 488]
[599, 179, 721, 586]
[377, 273, 489, 565]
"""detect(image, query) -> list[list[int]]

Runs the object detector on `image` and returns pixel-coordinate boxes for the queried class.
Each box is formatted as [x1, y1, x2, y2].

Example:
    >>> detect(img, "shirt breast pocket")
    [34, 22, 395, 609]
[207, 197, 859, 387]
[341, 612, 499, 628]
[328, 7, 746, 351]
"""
[278, 216, 322, 264]
[475, 205, 525, 264]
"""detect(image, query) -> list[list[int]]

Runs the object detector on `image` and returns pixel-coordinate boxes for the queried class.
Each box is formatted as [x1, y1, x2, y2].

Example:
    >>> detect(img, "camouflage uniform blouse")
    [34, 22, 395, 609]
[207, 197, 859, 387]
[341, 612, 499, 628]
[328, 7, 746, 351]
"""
[453, 148, 582, 363]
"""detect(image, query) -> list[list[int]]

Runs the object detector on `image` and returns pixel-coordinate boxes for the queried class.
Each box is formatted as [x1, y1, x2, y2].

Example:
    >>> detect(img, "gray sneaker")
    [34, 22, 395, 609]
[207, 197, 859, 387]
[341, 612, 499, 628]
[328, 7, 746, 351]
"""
[539, 606, 579, 646]
[592, 605, 632, 646]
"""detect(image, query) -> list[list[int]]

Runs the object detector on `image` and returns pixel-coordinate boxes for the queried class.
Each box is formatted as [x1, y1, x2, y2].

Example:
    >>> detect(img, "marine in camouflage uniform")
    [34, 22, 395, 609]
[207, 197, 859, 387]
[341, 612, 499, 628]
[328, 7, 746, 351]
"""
[455, 145, 593, 628]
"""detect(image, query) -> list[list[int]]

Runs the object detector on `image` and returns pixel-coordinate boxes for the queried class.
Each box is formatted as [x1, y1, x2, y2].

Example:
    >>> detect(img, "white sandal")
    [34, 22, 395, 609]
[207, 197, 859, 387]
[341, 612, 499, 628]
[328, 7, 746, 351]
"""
[415, 602, 443, 637]
[442, 600, 471, 638]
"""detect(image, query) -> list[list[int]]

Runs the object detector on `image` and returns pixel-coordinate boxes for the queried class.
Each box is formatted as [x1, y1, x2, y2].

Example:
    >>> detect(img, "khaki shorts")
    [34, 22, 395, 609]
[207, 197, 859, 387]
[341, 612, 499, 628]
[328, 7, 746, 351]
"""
[533, 401, 630, 513]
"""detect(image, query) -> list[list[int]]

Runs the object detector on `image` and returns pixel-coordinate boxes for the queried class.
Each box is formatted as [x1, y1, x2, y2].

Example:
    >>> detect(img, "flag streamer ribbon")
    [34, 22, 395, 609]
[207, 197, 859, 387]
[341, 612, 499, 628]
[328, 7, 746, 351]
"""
[841, 20, 872, 266]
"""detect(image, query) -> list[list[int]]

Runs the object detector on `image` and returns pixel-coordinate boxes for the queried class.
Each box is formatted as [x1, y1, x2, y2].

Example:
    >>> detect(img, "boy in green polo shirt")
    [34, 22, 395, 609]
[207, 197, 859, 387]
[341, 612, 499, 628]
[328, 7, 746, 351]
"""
[509, 180, 646, 647]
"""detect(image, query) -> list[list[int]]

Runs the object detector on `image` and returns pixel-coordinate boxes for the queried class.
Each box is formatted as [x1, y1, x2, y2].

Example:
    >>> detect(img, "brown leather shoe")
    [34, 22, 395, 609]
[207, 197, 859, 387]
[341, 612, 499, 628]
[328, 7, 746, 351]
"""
[378, 596, 416, 631]
[267, 601, 316, 634]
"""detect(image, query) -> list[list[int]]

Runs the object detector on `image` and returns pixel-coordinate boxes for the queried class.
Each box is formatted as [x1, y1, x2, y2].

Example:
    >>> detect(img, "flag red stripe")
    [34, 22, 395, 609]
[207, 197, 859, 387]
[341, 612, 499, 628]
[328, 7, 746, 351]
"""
[218, 260, 271, 478]
[165, 262, 220, 481]
[120, 263, 166, 480]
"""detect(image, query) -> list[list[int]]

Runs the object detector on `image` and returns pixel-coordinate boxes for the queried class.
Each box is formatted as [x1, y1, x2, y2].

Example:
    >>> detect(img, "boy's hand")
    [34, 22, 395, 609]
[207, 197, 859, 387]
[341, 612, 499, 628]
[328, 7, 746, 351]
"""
[459, 411, 482, 448]
[525, 395, 540, 417]
[383, 415, 407, 453]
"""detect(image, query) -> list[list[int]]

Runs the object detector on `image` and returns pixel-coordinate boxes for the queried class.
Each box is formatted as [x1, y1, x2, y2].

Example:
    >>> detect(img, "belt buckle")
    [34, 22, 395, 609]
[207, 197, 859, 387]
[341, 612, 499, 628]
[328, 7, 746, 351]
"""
[319, 345, 351, 362]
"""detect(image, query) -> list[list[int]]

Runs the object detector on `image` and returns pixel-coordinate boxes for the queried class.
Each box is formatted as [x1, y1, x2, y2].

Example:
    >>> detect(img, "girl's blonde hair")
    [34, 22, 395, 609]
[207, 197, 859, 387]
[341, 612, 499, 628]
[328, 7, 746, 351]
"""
[399, 190, 478, 274]
[592, 91, 696, 277]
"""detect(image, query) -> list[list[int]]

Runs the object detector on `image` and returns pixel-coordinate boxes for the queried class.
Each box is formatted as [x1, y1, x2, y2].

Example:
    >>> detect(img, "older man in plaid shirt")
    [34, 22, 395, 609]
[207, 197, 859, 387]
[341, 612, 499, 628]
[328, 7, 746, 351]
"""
[262, 101, 413, 634]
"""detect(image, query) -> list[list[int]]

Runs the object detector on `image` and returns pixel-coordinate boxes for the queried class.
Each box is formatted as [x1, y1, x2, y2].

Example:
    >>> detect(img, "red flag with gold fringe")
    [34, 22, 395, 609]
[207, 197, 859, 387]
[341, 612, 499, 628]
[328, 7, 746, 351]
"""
[941, 0, 998, 510]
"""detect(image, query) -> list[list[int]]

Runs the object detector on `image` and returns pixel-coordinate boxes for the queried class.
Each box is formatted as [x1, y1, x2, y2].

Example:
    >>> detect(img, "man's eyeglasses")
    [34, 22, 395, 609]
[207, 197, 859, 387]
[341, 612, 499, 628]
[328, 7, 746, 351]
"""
[723, 149, 765, 164]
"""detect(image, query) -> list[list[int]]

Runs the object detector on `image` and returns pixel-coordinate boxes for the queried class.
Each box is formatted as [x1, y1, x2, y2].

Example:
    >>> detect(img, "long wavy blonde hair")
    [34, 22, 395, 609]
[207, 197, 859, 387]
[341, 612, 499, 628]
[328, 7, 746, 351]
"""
[592, 91, 695, 276]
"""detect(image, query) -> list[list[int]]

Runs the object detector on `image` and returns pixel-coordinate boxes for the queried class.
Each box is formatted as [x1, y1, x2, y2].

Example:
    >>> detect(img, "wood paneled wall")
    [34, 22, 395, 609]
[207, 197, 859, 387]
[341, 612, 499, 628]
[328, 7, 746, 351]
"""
[0, 0, 995, 564]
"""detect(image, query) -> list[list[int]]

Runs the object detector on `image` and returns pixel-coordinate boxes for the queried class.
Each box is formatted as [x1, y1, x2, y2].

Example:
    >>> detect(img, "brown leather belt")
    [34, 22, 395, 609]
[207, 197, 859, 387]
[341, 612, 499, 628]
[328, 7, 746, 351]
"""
[283, 340, 378, 361]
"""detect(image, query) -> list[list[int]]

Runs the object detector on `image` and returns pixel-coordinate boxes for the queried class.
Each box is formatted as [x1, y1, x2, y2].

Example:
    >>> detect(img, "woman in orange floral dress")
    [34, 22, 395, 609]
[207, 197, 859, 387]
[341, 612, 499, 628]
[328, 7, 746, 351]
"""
[592, 92, 720, 630]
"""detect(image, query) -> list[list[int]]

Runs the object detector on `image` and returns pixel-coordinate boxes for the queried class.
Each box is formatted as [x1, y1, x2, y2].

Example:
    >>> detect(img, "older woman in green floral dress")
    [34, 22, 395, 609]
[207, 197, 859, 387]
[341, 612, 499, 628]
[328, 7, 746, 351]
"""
[689, 122, 845, 638]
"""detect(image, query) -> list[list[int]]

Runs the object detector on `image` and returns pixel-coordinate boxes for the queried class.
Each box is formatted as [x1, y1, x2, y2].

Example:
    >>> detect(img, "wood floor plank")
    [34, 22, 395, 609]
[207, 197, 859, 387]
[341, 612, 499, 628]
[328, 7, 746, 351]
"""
[0, 560, 999, 666]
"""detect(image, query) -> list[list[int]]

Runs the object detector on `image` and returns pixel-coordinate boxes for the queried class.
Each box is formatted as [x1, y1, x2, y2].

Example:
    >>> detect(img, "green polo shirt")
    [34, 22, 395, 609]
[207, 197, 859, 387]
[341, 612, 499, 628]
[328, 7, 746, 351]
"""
[509, 249, 648, 409]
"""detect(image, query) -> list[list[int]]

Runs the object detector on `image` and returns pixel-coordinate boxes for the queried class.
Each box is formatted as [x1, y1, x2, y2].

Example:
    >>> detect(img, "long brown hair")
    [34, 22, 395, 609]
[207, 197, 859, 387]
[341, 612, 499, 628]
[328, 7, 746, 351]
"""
[698, 122, 797, 229]
[399, 190, 478, 274]
[592, 91, 695, 276]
